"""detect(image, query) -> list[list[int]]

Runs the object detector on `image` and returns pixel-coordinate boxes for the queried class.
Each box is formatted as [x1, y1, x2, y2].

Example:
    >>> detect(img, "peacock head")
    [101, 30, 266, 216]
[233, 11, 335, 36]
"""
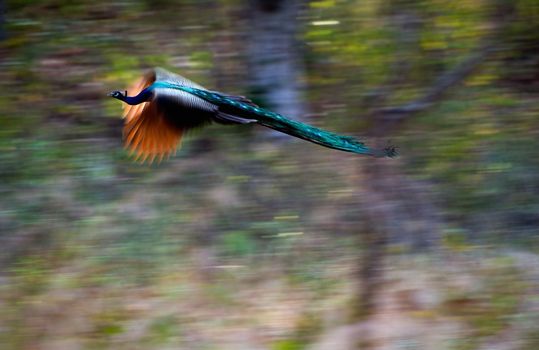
[108, 90, 128, 101]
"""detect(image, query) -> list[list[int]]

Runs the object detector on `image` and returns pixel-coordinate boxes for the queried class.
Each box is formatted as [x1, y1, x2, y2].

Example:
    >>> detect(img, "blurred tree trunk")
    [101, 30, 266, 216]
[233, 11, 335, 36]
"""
[354, 2, 438, 326]
[353, 2, 516, 349]
[246, 0, 307, 120]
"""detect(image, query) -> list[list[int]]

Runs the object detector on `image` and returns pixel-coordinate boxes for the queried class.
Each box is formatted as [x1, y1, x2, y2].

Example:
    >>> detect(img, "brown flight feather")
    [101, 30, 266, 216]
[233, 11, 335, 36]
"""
[121, 71, 183, 163]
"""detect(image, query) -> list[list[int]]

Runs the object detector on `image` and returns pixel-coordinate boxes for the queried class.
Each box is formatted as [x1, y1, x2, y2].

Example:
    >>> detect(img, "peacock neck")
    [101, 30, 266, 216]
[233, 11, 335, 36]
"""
[124, 87, 153, 105]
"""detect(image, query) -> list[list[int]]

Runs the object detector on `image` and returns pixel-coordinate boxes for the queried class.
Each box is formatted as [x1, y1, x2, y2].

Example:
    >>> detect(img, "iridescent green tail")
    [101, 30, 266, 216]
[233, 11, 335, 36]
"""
[254, 113, 395, 157]
[164, 83, 396, 157]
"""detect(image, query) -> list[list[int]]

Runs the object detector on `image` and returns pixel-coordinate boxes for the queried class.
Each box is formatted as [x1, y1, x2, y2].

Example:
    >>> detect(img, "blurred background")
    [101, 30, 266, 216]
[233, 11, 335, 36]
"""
[1, 0, 538, 349]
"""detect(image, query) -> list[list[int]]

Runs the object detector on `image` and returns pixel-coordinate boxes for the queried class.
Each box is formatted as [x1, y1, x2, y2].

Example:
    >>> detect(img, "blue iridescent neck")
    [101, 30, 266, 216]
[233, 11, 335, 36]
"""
[123, 87, 154, 105]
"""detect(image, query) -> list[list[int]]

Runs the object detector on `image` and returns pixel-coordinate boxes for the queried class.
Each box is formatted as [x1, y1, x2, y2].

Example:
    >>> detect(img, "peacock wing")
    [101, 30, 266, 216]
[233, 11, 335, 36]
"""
[154, 67, 206, 89]
[123, 99, 184, 163]
[122, 69, 258, 163]
[154, 68, 259, 124]
[122, 70, 185, 163]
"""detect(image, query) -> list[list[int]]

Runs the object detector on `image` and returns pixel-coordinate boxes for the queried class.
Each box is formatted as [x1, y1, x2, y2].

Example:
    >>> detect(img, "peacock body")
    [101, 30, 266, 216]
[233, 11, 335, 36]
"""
[109, 68, 396, 162]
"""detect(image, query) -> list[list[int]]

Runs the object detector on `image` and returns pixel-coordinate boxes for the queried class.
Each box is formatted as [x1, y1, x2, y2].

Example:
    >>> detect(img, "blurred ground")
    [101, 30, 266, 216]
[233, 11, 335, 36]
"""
[3, 239, 539, 349]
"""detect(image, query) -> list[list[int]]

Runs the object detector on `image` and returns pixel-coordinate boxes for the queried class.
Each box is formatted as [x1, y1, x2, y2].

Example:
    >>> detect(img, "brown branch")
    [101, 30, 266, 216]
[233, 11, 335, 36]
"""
[377, 42, 496, 121]
[374, 1, 516, 124]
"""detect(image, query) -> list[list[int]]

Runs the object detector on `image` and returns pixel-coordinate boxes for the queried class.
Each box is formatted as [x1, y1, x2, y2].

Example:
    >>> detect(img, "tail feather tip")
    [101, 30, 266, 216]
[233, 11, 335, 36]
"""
[371, 145, 398, 158]
[384, 145, 398, 158]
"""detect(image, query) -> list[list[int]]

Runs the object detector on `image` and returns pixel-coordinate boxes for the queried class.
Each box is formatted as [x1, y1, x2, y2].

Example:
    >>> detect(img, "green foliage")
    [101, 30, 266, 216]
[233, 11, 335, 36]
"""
[220, 231, 257, 257]
[442, 229, 472, 252]
[10, 256, 50, 296]
[271, 339, 304, 350]
[146, 315, 181, 344]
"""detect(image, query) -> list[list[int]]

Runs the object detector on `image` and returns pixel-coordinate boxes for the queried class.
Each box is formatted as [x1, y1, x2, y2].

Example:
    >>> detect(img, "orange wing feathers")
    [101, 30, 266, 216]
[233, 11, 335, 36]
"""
[122, 71, 183, 163]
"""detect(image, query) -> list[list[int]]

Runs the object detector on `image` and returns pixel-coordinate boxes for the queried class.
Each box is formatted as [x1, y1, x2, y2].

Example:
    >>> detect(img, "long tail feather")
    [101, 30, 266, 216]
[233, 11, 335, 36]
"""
[172, 85, 396, 157]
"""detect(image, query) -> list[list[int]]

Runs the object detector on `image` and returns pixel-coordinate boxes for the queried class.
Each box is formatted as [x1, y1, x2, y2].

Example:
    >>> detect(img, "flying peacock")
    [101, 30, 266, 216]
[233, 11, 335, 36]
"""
[109, 68, 396, 162]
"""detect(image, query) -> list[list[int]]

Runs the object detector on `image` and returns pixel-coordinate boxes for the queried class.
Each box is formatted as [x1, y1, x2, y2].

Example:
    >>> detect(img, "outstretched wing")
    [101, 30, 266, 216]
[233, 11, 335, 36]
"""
[154, 67, 206, 89]
[123, 100, 184, 163]
[122, 69, 184, 163]
[121, 68, 260, 162]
